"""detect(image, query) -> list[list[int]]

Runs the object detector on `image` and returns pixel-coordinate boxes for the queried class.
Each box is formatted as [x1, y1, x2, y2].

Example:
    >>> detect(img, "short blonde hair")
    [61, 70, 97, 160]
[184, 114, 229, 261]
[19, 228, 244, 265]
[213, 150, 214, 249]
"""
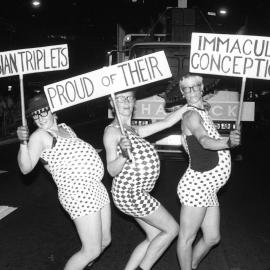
[179, 73, 203, 91]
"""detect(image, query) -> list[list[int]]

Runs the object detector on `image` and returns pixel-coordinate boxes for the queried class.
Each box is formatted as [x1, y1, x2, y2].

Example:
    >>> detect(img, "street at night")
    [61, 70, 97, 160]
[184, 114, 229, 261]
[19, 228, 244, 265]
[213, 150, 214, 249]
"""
[1, 1, 270, 270]
[0, 119, 270, 270]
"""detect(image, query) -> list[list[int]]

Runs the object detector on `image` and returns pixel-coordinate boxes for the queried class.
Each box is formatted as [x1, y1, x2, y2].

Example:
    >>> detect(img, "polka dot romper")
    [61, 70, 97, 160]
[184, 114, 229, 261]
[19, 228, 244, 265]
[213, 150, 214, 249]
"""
[109, 125, 160, 218]
[40, 123, 110, 220]
[177, 106, 231, 207]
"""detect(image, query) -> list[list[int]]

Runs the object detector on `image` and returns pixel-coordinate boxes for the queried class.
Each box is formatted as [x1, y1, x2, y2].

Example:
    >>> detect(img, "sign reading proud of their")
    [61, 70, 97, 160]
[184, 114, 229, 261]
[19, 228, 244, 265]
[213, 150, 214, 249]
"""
[190, 33, 270, 80]
[44, 51, 172, 112]
[0, 44, 69, 78]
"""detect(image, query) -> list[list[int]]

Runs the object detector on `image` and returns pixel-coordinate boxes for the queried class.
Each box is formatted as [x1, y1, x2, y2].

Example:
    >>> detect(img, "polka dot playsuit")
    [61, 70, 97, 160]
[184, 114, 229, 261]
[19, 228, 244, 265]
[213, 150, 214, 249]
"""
[40, 123, 110, 219]
[177, 106, 231, 207]
[110, 125, 160, 218]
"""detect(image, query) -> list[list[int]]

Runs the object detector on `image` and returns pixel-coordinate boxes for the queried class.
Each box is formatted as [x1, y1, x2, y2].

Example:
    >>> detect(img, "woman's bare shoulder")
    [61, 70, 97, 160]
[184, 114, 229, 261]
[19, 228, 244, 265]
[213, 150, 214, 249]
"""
[104, 125, 121, 138]
[30, 128, 51, 142]
[183, 110, 200, 121]
[182, 110, 202, 130]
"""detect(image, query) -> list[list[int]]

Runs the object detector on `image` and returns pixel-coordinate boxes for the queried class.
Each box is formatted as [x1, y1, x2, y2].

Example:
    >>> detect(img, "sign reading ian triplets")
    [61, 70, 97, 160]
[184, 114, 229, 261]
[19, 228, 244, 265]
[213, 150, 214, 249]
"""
[0, 44, 69, 126]
[44, 51, 172, 112]
[0, 44, 69, 77]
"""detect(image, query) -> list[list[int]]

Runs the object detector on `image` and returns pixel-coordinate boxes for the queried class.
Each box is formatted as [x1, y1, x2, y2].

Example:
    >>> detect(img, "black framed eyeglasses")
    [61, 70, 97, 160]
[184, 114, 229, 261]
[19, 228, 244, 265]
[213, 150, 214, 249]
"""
[31, 107, 50, 120]
[115, 96, 135, 103]
[182, 84, 202, 94]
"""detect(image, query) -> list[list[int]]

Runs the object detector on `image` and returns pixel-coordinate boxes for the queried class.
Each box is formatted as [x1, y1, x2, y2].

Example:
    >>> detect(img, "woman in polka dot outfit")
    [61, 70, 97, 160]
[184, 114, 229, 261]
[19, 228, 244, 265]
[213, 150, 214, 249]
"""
[176, 73, 241, 270]
[103, 90, 187, 270]
[17, 94, 111, 270]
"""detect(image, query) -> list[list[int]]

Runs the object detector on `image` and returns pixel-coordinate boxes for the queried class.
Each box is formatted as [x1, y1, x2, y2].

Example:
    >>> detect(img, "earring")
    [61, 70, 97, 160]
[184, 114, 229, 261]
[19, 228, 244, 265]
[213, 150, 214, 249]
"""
[53, 114, 58, 123]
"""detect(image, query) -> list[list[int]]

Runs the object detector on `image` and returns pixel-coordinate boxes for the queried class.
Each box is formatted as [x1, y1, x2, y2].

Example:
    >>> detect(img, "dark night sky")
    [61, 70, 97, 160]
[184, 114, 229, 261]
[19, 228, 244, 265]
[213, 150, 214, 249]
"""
[0, 0, 269, 93]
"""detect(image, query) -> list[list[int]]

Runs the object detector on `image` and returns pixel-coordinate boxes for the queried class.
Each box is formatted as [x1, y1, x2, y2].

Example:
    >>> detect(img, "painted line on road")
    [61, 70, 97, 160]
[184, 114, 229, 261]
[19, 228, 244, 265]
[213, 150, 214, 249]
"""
[0, 206, 17, 220]
[0, 170, 8, 174]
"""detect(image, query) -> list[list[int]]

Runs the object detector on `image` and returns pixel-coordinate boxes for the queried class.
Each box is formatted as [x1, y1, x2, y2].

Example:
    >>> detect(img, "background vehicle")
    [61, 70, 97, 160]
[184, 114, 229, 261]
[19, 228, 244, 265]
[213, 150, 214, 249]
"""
[108, 6, 255, 157]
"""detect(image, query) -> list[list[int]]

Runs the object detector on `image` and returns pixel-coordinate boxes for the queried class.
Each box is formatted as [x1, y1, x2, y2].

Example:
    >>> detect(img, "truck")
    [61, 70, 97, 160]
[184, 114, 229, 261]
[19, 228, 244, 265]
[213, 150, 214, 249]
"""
[108, 7, 255, 158]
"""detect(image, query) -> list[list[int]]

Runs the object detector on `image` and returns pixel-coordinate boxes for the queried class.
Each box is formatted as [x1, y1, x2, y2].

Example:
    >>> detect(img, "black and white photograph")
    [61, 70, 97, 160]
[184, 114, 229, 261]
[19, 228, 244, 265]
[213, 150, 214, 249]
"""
[0, 1, 269, 269]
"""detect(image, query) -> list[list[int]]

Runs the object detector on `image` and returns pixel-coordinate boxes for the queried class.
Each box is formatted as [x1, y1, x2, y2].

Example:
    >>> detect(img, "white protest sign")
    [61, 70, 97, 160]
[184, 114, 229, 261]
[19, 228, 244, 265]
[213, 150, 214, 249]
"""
[44, 51, 172, 112]
[190, 33, 270, 80]
[0, 44, 69, 78]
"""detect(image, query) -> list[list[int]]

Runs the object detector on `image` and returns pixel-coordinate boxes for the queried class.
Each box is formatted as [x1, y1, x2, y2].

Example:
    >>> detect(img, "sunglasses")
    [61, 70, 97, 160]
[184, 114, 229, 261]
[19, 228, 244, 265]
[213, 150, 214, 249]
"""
[31, 107, 50, 120]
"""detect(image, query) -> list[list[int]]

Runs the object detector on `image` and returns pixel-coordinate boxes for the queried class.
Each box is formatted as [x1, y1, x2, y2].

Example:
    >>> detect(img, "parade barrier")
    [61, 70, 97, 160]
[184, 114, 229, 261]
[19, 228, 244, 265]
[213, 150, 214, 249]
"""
[113, 92, 254, 122]
[190, 33, 270, 128]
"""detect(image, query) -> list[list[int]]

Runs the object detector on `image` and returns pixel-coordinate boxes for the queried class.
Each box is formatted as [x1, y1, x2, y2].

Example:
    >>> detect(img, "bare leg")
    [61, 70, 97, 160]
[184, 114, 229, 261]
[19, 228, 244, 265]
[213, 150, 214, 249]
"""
[87, 203, 112, 267]
[101, 203, 112, 251]
[124, 218, 160, 270]
[125, 204, 179, 270]
[192, 206, 220, 269]
[177, 205, 207, 270]
[64, 212, 103, 270]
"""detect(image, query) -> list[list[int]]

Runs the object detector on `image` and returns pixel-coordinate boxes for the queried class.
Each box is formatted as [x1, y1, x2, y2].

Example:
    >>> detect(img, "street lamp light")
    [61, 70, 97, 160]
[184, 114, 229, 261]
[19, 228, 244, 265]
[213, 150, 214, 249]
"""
[32, 0, 41, 7]
[218, 8, 228, 16]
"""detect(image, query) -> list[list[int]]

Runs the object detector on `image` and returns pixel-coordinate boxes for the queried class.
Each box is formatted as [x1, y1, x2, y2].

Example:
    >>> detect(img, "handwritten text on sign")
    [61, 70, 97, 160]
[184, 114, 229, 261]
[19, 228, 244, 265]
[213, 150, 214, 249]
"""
[190, 33, 270, 80]
[0, 44, 69, 78]
[44, 51, 172, 112]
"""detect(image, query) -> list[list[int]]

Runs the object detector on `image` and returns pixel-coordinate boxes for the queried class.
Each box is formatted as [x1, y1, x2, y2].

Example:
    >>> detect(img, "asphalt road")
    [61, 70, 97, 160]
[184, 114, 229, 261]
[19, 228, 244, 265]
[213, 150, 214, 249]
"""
[0, 121, 269, 270]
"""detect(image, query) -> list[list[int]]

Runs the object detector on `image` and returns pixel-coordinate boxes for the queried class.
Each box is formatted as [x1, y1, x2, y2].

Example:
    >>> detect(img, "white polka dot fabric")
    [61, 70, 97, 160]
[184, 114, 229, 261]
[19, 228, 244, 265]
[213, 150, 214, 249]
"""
[178, 107, 231, 207]
[40, 123, 110, 219]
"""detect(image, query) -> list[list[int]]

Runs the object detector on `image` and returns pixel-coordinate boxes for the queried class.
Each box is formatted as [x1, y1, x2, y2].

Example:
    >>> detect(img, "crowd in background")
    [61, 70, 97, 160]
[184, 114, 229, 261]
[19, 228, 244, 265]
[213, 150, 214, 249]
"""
[0, 92, 18, 138]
